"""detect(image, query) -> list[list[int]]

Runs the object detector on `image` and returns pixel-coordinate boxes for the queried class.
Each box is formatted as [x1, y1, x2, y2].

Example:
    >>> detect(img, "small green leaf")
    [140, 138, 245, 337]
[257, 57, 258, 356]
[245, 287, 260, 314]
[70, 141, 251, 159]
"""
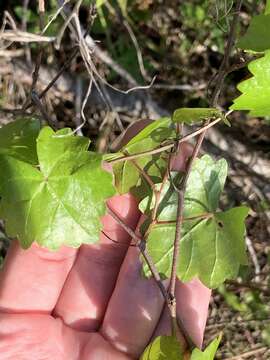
[230, 50, 270, 116]
[191, 335, 222, 360]
[0, 127, 115, 250]
[172, 108, 222, 125]
[124, 118, 173, 149]
[140, 335, 183, 360]
[0, 117, 40, 164]
[112, 118, 175, 194]
[237, 14, 270, 52]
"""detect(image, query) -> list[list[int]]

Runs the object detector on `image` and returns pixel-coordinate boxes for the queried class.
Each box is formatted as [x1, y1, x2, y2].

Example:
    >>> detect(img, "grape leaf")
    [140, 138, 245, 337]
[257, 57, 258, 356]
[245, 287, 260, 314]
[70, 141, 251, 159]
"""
[230, 50, 270, 116]
[140, 155, 249, 288]
[191, 335, 221, 360]
[0, 126, 115, 250]
[140, 155, 228, 220]
[113, 118, 175, 194]
[140, 335, 183, 360]
[0, 117, 40, 164]
[173, 108, 222, 124]
[237, 14, 270, 52]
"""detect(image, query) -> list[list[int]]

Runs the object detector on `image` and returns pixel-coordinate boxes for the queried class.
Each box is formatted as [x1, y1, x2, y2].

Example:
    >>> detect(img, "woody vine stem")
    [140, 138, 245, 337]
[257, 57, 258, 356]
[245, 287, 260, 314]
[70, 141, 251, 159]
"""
[107, 0, 244, 352]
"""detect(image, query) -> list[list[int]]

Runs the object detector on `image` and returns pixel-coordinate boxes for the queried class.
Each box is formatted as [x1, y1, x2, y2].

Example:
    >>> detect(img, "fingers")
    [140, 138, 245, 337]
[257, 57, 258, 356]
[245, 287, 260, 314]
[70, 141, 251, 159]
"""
[0, 313, 132, 360]
[0, 241, 77, 313]
[152, 279, 211, 348]
[100, 232, 167, 358]
[53, 194, 140, 332]
[100, 141, 208, 357]
[175, 279, 211, 348]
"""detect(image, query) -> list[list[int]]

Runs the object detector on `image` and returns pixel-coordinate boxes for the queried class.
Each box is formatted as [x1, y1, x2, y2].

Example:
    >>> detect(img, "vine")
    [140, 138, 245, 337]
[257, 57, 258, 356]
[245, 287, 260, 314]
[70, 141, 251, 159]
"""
[0, 0, 269, 359]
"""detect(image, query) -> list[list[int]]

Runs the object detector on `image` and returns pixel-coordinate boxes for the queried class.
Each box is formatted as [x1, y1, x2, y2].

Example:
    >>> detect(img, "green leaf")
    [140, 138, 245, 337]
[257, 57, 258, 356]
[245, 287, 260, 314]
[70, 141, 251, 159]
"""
[117, 0, 128, 16]
[230, 50, 270, 116]
[140, 155, 249, 288]
[172, 108, 222, 125]
[112, 118, 175, 194]
[218, 284, 248, 312]
[140, 335, 183, 360]
[0, 117, 40, 164]
[266, 0, 270, 14]
[237, 14, 270, 52]
[191, 335, 222, 360]
[143, 206, 248, 288]
[96, 0, 107, 8]
[0, 127, 115, 250]
[140, 155, 228, 220]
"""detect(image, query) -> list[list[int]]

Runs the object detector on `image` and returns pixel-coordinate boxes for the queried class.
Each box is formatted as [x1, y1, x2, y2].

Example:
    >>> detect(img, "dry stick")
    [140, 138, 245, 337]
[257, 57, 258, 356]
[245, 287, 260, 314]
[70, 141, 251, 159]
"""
[22, 0, 45, 114]
[31, 91, 54, 126]
[226, 279, 270, 296]
[24, 5, 96, 112]
[225, 346, 268, 360]
[30, 1, 45, 94]
[167, 0, 244, 341]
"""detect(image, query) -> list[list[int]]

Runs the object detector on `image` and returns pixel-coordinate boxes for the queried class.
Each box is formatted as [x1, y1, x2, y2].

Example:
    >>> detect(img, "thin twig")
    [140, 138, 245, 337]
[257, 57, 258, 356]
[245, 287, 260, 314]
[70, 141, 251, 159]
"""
[106, 206, 168, 301]
[211, 0, 243, 106]
[245, 236, 261, 282]
[225, 346, 268, 359]
[108, 116, 223, 164]
[106, 205, 188, 350]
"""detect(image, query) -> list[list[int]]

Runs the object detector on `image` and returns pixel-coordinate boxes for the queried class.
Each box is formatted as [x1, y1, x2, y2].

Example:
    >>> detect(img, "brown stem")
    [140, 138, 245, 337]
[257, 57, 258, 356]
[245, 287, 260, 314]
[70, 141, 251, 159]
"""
[168, 189, 184, 297]
[211, 0, 243, 107]
[166, 0, 244, 340]
[106, 205, 188, 351]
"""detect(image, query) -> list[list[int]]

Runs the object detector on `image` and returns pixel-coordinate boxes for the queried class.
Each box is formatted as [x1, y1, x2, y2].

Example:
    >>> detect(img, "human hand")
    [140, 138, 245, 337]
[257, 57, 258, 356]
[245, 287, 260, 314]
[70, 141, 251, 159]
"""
[0, 132, 211, 360]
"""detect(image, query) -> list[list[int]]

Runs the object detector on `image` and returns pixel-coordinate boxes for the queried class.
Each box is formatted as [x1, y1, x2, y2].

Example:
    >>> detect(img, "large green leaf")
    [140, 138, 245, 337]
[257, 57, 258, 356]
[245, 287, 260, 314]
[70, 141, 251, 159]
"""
[140, 155, 249, 288]
[140, 335, 183, 360]
[143, 207, 248, 288]
[191, 335, 221, 360]
[237, 14, 270, 52]
[230, 50, 270, 116]
[173, 108, 222, 125]
[0, 117, 40, 164]
[113, 118, 175, 194]
[0, 127, 115, 249]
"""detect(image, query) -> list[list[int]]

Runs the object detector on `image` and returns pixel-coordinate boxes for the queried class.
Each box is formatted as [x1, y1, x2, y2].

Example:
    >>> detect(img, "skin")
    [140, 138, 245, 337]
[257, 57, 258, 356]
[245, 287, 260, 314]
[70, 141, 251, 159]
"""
[0, 124, 211, 360]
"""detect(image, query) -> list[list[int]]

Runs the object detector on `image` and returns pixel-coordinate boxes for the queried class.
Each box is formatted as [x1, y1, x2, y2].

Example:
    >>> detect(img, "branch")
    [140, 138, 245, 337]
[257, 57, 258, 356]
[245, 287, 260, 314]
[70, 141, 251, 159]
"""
[106, 205, 188, 351]
[167, 0, 244, 338]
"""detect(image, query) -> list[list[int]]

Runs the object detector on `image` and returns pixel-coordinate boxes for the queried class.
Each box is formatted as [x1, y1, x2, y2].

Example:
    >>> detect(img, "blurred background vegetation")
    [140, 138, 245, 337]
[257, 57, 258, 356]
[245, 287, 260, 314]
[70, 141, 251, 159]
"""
[0, 0, 269, 358]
